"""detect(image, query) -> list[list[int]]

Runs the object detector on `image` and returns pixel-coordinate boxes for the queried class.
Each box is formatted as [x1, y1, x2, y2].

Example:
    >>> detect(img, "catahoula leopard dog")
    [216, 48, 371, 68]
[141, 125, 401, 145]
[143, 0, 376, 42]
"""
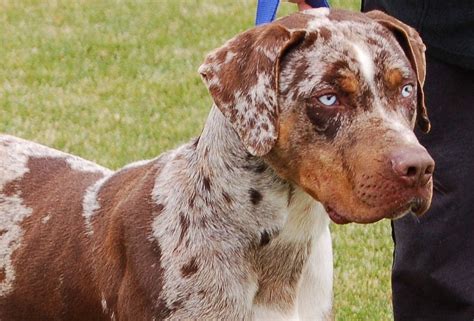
[0, 8, 434, 321]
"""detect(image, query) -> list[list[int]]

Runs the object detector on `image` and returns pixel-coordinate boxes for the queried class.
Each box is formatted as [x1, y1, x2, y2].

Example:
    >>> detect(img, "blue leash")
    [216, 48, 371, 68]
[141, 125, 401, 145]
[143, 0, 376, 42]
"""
[255, 0, 280, 26]
[307, 0, 330, 8]
[255, 0, 330, 25]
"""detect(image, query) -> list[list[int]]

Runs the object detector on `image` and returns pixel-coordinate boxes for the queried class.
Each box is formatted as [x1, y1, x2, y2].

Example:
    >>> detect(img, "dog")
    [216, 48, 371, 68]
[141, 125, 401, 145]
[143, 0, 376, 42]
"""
[0, 8, 434, 321]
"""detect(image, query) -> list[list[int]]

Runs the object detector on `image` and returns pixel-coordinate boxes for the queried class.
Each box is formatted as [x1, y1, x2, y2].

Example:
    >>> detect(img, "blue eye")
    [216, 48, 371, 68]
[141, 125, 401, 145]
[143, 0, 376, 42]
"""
[401, 84, 414, 98]
[318, 94, 338, 106]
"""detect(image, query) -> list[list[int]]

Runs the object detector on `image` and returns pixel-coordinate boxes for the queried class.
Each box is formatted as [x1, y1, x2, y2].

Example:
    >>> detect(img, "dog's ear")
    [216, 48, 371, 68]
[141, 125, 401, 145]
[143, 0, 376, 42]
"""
[366, 10, 431, 133]
[199, 24, 306, 156]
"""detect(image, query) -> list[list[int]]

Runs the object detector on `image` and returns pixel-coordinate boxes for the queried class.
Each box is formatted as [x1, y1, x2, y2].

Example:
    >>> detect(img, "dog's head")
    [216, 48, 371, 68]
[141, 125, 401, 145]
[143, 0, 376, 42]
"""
[199, 9, 433, 224]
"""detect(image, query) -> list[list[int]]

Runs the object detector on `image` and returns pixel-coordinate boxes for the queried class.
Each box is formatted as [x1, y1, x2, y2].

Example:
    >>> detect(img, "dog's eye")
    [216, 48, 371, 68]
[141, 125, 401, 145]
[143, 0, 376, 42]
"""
[401, 84, 414, 98]
[318, 94, 338, 106]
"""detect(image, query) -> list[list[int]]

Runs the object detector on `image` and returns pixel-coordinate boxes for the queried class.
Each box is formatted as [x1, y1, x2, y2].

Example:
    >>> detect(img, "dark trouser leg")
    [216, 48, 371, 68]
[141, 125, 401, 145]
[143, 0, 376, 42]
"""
[391, 55, 474, 321]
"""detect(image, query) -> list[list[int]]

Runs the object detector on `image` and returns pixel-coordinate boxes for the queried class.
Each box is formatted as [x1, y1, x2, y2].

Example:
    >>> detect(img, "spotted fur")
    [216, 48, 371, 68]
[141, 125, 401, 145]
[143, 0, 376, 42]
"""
[0, 9, 433, 321]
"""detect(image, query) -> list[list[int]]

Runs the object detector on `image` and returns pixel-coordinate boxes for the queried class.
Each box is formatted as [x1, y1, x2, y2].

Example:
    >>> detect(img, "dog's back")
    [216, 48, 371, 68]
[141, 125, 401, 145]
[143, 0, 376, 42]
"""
[0, 135, 180, 321]
[0, 135, 111, 320]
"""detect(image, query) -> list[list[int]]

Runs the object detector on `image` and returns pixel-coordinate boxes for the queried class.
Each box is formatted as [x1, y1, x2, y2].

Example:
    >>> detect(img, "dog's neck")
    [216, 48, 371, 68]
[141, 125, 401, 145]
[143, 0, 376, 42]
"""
[157, 105, 295, 238]
[197, 105, 291, 206]
[195, 105, 263, 173]
[170, 105, 321, 237]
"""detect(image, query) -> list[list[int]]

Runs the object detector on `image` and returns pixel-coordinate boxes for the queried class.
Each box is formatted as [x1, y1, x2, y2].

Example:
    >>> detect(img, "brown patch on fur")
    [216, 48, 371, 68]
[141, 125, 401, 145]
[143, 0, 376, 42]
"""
[259, 231, 271, 247]
[0, 268, 5, 283]
[339, 73, 359, 94]
[329, 9, 369, 24]
[305, 103, 342, 140]
[203, 176, 211, 191]
[275, 12, 312, 30]
[188, 194, 196, 209]
[92, 160, 169, 319]
[154, 203, 165, 214]
[249, 188, 263, 205]
[155, 300, 172, 320]
[176, 212, 189, 251]
[287, 184, 295, 206]
[321, 60, 351, 86]
[222, 191, 232, 204]
[276, 111, 298, 153]
[181, 257, 199, 278]
[319, 27, 332, 41]
[254, 163, 268, 173]
[384, 68, 403, 90]
[242, 162, 267, 173]
[192, 136, 200, 148]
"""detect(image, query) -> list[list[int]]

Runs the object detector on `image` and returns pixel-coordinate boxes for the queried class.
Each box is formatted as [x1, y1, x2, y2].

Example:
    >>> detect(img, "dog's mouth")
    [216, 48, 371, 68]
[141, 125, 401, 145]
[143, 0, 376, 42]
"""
[408, 197, 428, 215]
[324, 196, 430, 225]
[325, 206, 351, 224]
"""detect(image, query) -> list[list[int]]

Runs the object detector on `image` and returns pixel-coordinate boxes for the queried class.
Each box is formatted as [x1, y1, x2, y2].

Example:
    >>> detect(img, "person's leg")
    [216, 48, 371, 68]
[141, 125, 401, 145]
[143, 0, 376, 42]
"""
[392, 55, 474, 321]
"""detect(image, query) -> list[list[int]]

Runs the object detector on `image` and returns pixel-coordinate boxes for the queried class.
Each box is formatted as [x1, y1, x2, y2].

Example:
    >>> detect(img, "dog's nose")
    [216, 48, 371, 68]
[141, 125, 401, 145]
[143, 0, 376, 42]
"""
[390, 147, 435, 187]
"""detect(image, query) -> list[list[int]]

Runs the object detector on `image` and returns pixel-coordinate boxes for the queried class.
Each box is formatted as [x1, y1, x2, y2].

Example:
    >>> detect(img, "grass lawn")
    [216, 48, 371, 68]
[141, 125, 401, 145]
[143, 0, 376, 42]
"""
[0, 0, 393, 319]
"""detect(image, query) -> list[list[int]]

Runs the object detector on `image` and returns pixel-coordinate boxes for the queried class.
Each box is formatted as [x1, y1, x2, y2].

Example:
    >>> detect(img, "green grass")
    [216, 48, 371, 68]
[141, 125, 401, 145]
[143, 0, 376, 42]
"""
[1, 0, 393, 319]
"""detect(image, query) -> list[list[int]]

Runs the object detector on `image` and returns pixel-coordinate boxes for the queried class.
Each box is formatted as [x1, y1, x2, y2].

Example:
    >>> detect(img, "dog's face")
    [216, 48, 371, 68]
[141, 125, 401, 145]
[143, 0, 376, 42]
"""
[199, 9, 434, 224]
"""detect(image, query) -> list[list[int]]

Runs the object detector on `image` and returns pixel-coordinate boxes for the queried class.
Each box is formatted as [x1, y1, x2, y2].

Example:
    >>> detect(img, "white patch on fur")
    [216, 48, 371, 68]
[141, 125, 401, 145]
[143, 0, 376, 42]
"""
[121, 158, 155, 170]
[66, 157, 110, 174]
[41, 214, 51, 224]
[0, 139, 32, 296]
[82, 175, 111, 236]
[305, 7, 330, 17]
[281, 188, 329, 242]
[306, 10, 330, 31]
[384, 111, 420, 145]
[351, 42, 375, 87]
[0, 135, 112, 175]
[368, 95, 420, 146]
[224, 51, 237, 64]
[101, 293, 108, 313]
[257, 46, 279, 61]
[297, 212, 333, 320]
[253, 306, 299, 321]
[0, 194, 33, 296]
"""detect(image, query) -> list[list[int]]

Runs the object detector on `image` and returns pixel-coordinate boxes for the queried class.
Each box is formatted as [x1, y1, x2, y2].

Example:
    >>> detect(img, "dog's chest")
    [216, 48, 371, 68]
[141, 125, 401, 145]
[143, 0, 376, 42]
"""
[251, 191, 330, 320]
[252, 238, 310, 320]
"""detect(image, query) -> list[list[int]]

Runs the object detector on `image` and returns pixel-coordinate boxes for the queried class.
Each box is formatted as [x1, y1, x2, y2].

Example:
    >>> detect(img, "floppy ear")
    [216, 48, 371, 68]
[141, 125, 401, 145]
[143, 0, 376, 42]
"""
[199, 24, 306, 156]
[366, 10, 431, 133]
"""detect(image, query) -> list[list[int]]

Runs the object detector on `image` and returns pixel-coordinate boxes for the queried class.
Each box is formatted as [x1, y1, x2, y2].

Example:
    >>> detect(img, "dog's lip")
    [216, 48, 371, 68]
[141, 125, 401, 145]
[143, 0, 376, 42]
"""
[325, 206, 351, 224]
[324, 196, 429, 224]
